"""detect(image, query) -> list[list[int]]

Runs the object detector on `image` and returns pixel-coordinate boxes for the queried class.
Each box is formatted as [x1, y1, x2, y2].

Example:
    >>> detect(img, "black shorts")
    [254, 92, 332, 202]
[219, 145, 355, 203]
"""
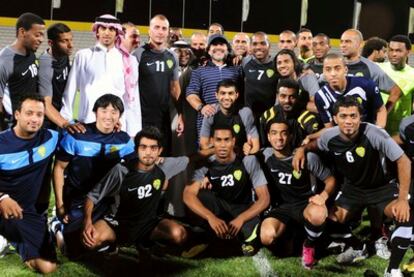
[335, 181, 399, 217]
[265, 200, 308, 225]
[104, 215, 161, 246]
[0, 210, 56, 262]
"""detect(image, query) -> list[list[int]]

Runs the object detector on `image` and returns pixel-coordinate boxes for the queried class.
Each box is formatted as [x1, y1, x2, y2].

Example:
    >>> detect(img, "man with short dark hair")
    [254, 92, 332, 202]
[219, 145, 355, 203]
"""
[362, 37, 388, 63]
[186, 34, 242, 139]
[199, 79, 259, 156]
[184, 124, 270, 256]
[38, 23, 84, 132]
[61, 14, 142, 137]
[378, 35, 414, 135]
[0, 12, 45, 130]
[260, 118, 335, 269]
[52, 94, 135, 257]
[208, 23, 224, 36]
[308, 33, 331, 78]
[81, 126, 189, 252]
[0, 94, 58, 274]
[294, 96, 412, 276]
[260, 78, 321, 148]
[314, 53, 386, 129]
[297, 28, 314, 63]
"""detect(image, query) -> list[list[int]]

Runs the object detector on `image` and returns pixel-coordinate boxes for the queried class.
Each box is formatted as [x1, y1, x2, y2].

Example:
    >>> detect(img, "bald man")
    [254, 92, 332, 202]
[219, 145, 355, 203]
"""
[133, 14, 183, 155]
[232, 33, 250, 57]
[278, 30, 296, 51]
[340, 29, 401, 114]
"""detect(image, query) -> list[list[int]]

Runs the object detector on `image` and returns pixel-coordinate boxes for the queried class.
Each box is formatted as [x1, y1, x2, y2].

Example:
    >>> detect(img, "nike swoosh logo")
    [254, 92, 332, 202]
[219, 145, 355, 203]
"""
[56, 74, 63, 80]
[21, 69, 30, 76]
[398, 245, 409, 250]
[84, 147, 92, 151]
[248, 69, 255, 72]
[210, 176, 220, 180]
[146, 62, 154, 66]
[334, 152, 342, 156]
[11, 159, 21, 164]
[270, 169, 279, 172]
[128, 187, 138, 192]
[409, 140, 414, 144]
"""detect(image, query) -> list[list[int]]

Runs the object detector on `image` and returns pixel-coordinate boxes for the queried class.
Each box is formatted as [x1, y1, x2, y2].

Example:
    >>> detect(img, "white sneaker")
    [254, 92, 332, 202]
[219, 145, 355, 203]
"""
[0, 235, 9, 258]
[384, 268, 403, 277]
[375, 236, 391, 260]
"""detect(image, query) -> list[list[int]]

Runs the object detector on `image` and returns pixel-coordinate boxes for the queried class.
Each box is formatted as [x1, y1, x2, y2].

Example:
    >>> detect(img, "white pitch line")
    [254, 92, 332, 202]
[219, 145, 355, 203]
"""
[252, 249, 277, 277]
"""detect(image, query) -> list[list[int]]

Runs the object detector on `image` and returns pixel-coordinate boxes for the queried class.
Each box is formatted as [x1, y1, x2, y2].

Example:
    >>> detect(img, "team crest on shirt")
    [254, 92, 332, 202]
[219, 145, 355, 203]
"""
[233, 170, 242, 181]
[38, 145, 46, 157]
[233, 124, 241, 134]
[312, 123, 319, 130]
[356, 146, 365, 157]
[153, 179, 161, 190]
[110, 146, 119, 152]
[355, 72, 364, 77]
[292, 169, 301, 179]
[166, 59, 174, 69]
[356, 97, 363, 104]
[266, 69, 274, 78]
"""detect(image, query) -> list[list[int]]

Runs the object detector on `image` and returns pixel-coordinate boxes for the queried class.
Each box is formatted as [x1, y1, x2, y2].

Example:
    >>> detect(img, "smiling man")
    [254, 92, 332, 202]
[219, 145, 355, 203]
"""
[52, 94, 135, 257]
[378, 35, 414, 136]
[0, 13, 45, 130]
[0, 94, 58, 273]
[242, 32, 278, 119]
[61, 14, 141, 137]
[314, 53, 386, 128]
[186, 34, 243, 140]
[199, 79, 259, 156]
[294, 96, 412, 276]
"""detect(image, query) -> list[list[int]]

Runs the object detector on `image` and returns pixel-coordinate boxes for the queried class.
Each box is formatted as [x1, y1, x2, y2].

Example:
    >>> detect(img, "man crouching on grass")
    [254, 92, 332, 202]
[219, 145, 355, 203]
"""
[81, 127, 189, 253]
[183, 123, 270, 256]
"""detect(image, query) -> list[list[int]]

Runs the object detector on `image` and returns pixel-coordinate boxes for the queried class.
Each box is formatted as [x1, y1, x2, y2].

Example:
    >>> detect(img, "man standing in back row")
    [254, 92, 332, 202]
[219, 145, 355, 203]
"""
[133, 14, 183, 155]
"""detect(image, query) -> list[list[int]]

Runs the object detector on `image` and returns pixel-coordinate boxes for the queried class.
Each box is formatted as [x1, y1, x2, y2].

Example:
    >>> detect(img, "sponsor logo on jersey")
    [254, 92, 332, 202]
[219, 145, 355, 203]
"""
[266, 69, 274, 78]
[166, 59, 174, 69]
[233, 124, 240, 134]
[355, 146, 365, 158]
[153, 179, 161, 190]
[292, 169, 301, 179]
[38, 145, 47, 157]
[233, 169, 242, 181]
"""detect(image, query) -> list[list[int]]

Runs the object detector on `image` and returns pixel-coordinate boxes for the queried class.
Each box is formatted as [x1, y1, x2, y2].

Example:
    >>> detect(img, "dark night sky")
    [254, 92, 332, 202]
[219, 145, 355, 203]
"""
[0, 0, 412, 39]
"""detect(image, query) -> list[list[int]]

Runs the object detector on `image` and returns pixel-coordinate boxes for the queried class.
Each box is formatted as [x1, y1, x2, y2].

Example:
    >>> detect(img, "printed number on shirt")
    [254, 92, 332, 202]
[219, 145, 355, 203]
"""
[278, 172, 292, 185]
[257, 70, 264, 80]
[346, 151, 354, 163]
[22, 64, 38, 77]
[155, 61, 165, 72]
[221, 175, 234, 187]
[137, 184, 152, 199]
